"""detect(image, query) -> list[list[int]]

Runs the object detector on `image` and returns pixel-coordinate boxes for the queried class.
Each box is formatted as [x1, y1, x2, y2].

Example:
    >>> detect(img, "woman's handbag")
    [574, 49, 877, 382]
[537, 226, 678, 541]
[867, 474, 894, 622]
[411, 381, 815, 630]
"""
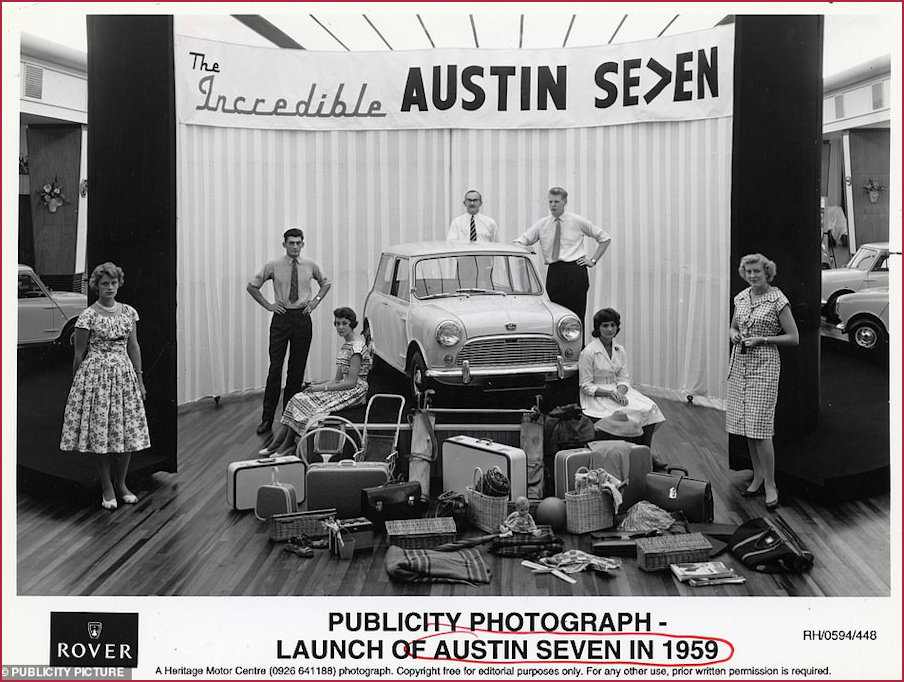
[730, 515, 814, 573]
[644, 467, 714, 523]
[361, 481, 424, 532]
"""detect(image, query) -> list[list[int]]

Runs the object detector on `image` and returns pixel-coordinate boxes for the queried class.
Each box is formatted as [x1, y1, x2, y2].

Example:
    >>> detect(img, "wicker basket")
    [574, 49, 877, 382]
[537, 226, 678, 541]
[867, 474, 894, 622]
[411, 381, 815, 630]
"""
[466, 467, 510, 533]
[268, 508, 337, 541]
[564, 489, 615, 534]
[385, 517, 457, 549]
[635, 532, 712, 571]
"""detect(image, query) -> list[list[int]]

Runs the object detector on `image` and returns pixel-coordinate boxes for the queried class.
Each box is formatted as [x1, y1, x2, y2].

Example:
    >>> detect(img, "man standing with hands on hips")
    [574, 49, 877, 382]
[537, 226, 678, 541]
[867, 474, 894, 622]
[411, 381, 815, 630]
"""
[514, 187, 611, 337]
[247, 228, 331, 436]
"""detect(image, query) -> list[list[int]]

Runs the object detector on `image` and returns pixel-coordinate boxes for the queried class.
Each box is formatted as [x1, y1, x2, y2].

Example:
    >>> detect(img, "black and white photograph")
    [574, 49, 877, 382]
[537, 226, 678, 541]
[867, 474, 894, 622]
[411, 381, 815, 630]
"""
[3, 2, 900, 679]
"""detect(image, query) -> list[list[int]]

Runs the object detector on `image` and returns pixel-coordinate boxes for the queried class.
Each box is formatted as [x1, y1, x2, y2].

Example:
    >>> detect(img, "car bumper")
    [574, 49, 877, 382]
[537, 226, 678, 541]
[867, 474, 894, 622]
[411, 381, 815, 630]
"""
[426, 359, 579, 385]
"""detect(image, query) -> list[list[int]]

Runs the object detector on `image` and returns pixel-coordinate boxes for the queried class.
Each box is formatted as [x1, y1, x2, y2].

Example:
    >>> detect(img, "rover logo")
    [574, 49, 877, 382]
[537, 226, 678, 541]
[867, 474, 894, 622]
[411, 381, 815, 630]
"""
[88, 622, 102, 640]
[505, 322, 516, 331]
[50, 612, 139, 667]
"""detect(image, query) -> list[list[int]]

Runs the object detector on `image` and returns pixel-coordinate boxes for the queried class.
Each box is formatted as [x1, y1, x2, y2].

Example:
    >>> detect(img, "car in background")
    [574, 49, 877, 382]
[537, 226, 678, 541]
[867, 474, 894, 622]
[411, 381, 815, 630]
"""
[362, 241, 583, 397]
[833, 287, 889, 352]
[17, 264, 87, 347]
[821, 241, 889, 321]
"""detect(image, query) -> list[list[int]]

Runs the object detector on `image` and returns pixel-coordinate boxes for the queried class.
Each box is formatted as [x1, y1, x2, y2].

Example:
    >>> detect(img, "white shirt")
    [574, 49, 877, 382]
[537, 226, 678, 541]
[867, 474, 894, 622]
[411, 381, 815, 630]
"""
[447, 213, 498, 242]
[514, 211, 610, 264]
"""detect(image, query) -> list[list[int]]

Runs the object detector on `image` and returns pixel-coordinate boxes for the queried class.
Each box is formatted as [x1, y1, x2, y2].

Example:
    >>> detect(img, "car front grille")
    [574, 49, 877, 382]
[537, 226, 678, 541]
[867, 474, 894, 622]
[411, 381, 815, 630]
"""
[457, 337, 560, 367]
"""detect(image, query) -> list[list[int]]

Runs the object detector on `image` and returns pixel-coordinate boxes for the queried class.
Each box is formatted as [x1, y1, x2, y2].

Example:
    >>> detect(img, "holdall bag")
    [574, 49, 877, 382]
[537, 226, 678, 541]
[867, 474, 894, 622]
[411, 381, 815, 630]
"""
[361, 481, 424, 532]
[644, 467, 714, 523]
[730, 515, 814, 573]
[254, 467, 298, 521]
[408, 408, 437, 503]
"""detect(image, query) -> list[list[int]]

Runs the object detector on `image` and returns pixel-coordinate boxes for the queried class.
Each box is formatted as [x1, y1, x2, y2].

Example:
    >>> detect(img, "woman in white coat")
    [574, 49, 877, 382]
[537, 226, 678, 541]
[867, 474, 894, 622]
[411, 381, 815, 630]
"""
[579, 308, 666, 451]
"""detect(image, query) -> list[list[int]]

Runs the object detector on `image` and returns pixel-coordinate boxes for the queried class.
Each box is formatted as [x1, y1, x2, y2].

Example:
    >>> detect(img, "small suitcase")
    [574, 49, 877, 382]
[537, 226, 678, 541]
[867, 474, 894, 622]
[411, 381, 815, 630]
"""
[255, 467, 299, 520]
[306, 459, 391, 519]
[442, 435, 527, 501]
[554, 442, 651, 510]
[227, 455, 307, 511]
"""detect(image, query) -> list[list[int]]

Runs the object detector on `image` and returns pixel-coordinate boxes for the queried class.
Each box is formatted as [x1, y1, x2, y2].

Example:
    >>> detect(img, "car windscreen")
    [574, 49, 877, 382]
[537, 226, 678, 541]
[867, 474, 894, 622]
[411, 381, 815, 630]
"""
[845, 247, 882, 271]
[412, 255, 542, 298]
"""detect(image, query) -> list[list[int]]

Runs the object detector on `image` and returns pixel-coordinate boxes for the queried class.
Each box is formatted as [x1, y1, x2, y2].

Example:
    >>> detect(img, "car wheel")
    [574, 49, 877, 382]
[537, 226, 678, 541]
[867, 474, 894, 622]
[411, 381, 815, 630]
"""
[407, 349, 430, 401]
[823, 291, 852, 323]
[849, 319, 887, 351]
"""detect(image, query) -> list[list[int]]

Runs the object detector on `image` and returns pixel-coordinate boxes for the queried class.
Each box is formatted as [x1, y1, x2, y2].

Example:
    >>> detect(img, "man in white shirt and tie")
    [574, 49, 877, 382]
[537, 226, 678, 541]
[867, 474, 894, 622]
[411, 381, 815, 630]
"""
[447, 190, 498, 242]
[514, 187, 611, 335]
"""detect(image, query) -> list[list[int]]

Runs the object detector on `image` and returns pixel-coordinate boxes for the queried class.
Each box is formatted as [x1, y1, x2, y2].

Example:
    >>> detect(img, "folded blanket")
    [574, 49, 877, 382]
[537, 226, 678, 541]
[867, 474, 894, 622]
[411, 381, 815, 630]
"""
[490, 525, 564, 559]
[385, 546, 491, 585]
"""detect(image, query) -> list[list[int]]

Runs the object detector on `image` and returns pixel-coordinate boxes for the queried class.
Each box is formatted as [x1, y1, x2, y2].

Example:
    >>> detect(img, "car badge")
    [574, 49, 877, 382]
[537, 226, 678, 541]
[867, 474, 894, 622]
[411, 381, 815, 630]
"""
[505, 323, 517, 331]
[88, 622, 103, 640]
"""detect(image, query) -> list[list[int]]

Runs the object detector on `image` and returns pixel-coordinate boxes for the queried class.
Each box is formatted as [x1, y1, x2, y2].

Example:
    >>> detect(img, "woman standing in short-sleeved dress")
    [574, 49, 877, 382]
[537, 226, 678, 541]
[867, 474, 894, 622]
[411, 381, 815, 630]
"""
[60, 262, 150, 510]
[726, 254, 799, 510]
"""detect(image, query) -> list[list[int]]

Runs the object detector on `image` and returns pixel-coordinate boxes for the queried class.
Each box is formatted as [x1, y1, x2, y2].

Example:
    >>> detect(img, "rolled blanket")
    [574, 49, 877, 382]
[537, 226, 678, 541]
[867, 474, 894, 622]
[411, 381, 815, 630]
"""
[385, 546, 491, 585]
[490, 525, 563, 560]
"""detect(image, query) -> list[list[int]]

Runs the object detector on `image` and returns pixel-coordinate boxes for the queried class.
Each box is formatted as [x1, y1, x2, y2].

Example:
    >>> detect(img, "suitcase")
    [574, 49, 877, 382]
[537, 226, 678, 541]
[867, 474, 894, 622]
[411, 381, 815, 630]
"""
[226, 455, 307, 511]
[442, 435, 527, 501]
[554, 441, 651, 510]
[306, 459, 391, 519]
[254, 468, 299, 520]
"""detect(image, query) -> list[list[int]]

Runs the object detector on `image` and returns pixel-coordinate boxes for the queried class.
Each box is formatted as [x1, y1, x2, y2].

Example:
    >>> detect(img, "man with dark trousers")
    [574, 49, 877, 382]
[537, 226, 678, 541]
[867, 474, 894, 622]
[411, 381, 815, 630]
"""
[514, 187, 611, 335]
[247, 228, 331, 435]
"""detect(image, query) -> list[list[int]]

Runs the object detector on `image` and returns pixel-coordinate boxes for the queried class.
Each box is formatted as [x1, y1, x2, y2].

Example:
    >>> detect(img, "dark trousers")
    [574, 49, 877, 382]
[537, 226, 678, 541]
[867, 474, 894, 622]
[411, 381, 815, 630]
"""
[262, 309, 312, 423]
[546, 260, 590, 340]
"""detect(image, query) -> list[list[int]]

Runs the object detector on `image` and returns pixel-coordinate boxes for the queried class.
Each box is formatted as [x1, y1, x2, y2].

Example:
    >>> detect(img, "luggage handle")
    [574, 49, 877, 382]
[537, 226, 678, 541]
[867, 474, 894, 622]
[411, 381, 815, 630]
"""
[270, 466, 280, 484]
[256, 457, 277, 464]
[472, 466, 484, 488]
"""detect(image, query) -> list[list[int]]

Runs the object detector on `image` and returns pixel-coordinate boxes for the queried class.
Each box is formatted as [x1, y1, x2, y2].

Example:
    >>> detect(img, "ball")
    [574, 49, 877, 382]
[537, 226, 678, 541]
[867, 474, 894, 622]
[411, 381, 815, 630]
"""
[534, 496, 567, 531]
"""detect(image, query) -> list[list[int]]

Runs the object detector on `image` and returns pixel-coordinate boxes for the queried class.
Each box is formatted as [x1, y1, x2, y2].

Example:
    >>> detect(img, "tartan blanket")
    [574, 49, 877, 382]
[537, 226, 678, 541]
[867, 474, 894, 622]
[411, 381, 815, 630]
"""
[385, 546, 491, 585]
[490, 525, 564, 559]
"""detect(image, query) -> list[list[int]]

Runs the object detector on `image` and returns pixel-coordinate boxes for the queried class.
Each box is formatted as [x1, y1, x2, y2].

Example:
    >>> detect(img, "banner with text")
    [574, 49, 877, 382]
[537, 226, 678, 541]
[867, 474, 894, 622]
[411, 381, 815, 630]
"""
[174, 26, 734, 131]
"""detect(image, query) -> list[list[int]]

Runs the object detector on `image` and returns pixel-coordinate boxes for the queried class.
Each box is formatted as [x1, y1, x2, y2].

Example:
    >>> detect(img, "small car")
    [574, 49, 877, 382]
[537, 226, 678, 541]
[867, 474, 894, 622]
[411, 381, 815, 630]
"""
[17, 264, 87, 347]
[362, 241, 583, 397]
[821, 241, 889, 321]
[834, 287, 889, 352]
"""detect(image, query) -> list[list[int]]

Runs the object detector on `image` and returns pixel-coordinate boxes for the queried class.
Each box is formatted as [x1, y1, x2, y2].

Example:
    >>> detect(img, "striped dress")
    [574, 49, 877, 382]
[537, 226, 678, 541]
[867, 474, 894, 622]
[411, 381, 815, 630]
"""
[726, 286, 790, 439]
[280, 339, 372, 434]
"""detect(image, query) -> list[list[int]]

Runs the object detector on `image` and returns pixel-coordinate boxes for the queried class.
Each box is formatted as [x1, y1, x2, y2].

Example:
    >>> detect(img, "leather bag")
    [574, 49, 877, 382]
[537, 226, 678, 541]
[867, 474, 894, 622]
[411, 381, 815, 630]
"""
[644, 466, 714, 523]
[408, 408, 437, 503]
[361, 481, 424, 532]
[730, 515, 814, 573]
[520, 409, 545, 499]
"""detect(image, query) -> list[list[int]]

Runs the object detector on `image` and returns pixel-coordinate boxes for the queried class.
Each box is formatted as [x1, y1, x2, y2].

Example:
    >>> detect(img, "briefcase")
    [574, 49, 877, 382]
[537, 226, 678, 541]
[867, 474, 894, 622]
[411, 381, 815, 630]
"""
[644, 467, 714, 523]
[226, 455, 307, 511]
[361, 481, 424, 532]
[306, 459, 391, 519]
[442, 435, 527, 501]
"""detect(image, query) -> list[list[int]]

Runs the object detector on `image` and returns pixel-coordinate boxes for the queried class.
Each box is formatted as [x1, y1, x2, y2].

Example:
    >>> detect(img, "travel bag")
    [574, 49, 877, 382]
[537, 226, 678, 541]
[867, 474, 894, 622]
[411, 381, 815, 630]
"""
[306, 459, 391, 519]
[361, 481, 424, 531]
[730, 515, 814, 573]
[644, 466, 714, 523]
[442, 435, 527, 501]
[254, 467, 299, 520]
[226, 454, 307, 511]
[554, 441, 651, 508]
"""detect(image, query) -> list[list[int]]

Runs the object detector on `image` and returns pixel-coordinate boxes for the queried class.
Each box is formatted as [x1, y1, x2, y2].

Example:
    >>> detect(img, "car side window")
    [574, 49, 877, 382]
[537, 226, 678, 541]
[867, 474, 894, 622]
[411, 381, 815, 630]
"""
[374, 254, 394, 294]
[18, 273, 46, 299]
[873, 254, 889, 272]
[389, 258, 410, 302]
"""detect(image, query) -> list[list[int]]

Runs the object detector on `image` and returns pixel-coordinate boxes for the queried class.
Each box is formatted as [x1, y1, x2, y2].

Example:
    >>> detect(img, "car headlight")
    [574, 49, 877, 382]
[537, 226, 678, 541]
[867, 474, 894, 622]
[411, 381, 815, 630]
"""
[557, 316, 582, 342]
[435, 321, 462, 347]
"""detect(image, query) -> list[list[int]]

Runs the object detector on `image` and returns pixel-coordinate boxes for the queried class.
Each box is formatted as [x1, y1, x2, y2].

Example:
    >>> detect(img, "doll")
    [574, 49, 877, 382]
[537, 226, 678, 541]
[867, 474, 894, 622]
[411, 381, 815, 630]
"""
[500, 496, 541, 535]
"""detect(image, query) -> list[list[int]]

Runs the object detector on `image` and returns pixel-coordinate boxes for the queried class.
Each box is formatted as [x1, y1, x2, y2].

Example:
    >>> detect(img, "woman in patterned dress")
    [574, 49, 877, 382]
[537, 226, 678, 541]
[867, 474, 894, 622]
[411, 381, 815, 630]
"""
[727, 254, 799, 510]
[60, 263, 150, 510]
[262, 307, 372, 456]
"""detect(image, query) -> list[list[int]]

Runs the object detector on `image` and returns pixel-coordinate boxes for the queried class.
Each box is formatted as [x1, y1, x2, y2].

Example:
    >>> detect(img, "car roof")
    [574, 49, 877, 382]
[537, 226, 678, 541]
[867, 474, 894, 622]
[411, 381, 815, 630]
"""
[380, 241, 535, 257]
[858, 242, 889, 250]
[18, 264, 34, 273]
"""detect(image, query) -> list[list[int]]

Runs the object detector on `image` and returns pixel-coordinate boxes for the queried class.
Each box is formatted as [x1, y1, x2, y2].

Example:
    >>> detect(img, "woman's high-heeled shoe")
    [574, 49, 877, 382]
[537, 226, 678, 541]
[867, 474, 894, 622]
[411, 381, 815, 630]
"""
[741, 483, 764, 497]
[101, 496, 118, 510]
[765, 493, 780, 511]
[121, 493, 138, 504]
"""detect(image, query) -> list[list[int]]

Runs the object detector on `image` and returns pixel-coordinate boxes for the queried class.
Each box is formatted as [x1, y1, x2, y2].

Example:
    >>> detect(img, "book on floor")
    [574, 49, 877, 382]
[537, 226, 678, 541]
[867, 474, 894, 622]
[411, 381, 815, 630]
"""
[670, 561, 736, 582]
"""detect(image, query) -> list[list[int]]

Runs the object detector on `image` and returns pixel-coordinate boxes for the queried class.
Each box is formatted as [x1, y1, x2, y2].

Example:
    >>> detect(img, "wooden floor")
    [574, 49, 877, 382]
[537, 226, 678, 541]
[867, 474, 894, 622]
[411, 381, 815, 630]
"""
[16, 390, 890, 597]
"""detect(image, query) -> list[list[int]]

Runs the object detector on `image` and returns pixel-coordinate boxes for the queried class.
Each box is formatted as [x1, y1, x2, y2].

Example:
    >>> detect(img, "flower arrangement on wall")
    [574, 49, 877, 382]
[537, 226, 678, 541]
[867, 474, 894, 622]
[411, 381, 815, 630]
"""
[863, 178, 886, 203]
[38, 177, 67, 212]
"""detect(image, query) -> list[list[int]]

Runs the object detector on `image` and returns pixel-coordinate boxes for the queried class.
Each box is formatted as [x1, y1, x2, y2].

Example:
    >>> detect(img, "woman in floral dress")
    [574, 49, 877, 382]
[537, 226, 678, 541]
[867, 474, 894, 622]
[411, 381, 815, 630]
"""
[60, 262, 150, 510]
[262, 307, 372, 456]
[727, 253, 799, 510]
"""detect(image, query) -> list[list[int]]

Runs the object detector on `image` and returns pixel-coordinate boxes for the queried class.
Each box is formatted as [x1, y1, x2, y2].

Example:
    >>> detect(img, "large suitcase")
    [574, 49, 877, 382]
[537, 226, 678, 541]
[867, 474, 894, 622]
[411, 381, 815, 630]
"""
[554, 441, 651, 510]
[441, 435, 527, 501]
[227, 455, 307, 511]
[254, 468, 299, 521]
[306, 459, 391, 519]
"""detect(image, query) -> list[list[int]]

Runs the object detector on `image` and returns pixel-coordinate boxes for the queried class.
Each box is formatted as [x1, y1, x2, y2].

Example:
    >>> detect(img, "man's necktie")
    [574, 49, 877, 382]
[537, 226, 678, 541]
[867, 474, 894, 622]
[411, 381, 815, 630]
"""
[469, 215, 477, 242]
[551, 217, 562, 262]
[289, 258, 299, 303]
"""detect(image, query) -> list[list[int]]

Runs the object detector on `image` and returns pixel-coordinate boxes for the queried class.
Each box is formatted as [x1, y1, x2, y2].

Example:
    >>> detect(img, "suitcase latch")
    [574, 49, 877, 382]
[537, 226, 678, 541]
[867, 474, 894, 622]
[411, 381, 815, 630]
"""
[669, 486, 678, 499]
[375, 501, 384, 512]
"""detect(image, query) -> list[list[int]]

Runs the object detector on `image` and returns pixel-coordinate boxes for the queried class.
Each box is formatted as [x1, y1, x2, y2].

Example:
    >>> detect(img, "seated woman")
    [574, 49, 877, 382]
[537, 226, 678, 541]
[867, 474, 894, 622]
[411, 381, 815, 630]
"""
[261, 306, 372, 456]
[579, 307, 667, 458]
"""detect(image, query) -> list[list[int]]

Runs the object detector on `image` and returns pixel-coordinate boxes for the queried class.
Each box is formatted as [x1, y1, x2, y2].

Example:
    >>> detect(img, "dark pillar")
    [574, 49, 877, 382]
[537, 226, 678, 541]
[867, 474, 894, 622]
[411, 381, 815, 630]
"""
[87, 16, 177, 473]
[728, 17, 823, 468]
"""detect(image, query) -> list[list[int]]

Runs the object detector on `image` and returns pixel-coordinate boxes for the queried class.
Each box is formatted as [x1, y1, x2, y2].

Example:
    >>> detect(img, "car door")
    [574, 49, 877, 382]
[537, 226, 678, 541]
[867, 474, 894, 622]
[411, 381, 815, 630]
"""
[18, 271, 62, 344]
[383, 258, 411, 370]
[863, 251, 889, 290]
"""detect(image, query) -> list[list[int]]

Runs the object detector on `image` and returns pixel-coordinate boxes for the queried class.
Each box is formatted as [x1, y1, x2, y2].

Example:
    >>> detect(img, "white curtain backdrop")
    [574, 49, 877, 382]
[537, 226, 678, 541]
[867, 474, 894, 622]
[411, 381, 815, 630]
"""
[176, 119, 731, 405]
